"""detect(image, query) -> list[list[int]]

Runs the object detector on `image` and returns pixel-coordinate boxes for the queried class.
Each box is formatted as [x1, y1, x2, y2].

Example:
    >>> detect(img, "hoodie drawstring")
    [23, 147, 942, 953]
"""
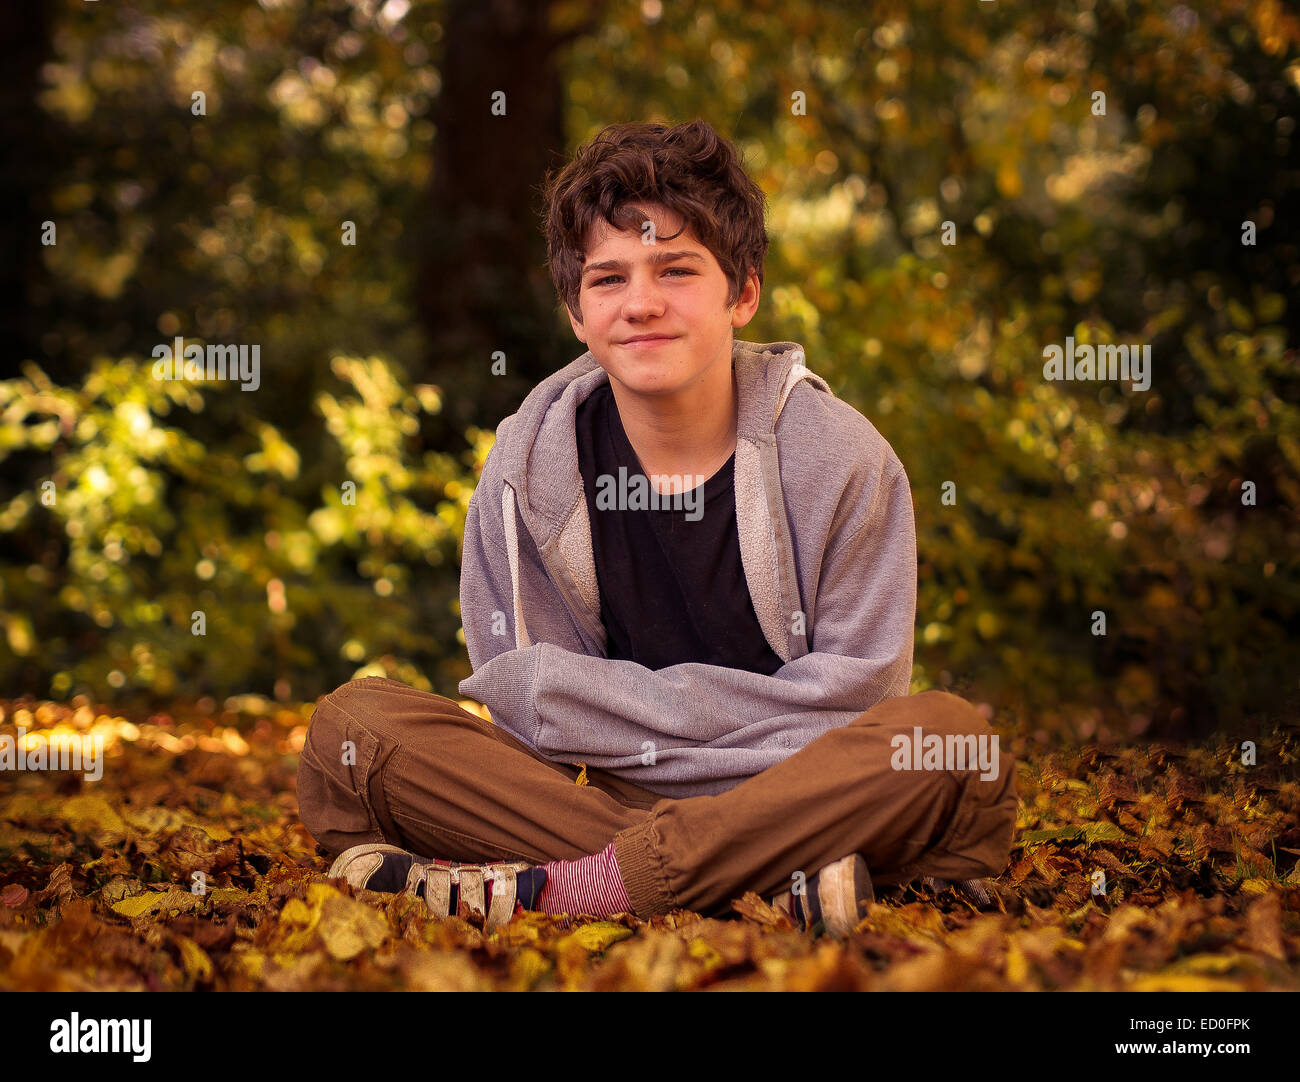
[500, 483, 532, 650]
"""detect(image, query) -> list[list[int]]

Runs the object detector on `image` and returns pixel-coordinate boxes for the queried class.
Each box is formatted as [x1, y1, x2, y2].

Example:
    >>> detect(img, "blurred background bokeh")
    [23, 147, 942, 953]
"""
[1, 0, 1296, 742]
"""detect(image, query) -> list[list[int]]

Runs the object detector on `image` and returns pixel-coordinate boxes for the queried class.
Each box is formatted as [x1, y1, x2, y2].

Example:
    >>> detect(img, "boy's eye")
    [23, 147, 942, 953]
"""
[592, 268, 695, 287]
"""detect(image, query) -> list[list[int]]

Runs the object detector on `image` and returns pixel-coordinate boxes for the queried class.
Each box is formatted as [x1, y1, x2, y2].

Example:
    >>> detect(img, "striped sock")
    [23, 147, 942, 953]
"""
[537, 841, 632, 917]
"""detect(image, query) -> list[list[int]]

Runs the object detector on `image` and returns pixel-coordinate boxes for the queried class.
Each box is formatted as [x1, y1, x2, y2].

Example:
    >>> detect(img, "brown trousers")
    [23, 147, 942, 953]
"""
[296, 677, 1018, 918]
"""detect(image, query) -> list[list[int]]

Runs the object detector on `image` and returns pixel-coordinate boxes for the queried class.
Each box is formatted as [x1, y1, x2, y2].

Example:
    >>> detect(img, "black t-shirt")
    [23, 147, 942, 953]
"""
[574, 381, 784, 675]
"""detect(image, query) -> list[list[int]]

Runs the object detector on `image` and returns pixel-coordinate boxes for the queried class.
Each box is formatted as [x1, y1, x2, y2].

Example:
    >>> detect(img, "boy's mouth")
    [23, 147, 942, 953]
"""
[620, 335, 677, 348]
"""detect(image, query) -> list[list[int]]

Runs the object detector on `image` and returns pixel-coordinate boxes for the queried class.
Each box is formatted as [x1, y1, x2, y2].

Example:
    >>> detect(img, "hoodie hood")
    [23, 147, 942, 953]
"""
[485, 339, 831, 665]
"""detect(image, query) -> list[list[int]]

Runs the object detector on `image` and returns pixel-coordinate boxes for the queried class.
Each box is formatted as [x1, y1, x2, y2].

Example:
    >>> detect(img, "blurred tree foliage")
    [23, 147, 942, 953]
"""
[1, 355, 486, 701]
[1, 0, 1297, 736]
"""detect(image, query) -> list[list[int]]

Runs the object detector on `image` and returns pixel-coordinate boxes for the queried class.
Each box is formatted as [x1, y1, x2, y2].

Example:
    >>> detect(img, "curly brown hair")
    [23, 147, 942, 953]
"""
[539, 118, 769, 325]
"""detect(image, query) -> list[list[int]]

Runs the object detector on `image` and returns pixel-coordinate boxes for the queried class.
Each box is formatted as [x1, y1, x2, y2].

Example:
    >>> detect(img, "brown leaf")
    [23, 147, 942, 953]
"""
[32, 863, 76, 908]
[1115, 808, 1145, 834]
[1241, 891, 1286, 961]
[1009, 855, 1035, 886]
[169, 914, 237, 953]
[1163, 772, 1204, 809]
[1148, 743, 1190, 769]
[1096, 772, 1140, 808]
[730, 891, 795, 931]
[1234, 848, 1276, 878]
[1090, 847, 1131, 875]
[1058, 872, 1091, 906]
[1, 884, 29, 908]
[861, 901, 948, 945]
[1031, 847, 1064, 885]
[1137, 827, 1177, 861]
[1038, 760, 1068, 793]
[1191, 823, 1235, 858]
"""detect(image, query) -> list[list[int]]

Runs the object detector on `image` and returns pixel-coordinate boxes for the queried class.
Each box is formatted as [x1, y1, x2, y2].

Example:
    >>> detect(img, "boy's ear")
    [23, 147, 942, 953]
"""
[567, 302, 587, 344]
[729, 268, 762, 329]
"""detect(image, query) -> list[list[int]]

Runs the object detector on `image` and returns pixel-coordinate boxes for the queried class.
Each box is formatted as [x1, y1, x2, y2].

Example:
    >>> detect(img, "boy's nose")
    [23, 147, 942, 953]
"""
[621, 282, 666, 317]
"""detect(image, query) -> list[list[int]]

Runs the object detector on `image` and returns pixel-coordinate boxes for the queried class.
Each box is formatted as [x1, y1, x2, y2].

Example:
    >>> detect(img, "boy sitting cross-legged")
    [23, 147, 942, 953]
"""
[298, 118, 1017, 938]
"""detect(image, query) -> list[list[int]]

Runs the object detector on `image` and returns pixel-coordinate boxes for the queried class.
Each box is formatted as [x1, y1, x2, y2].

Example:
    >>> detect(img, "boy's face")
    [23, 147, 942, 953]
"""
[567, 202, 760, 400]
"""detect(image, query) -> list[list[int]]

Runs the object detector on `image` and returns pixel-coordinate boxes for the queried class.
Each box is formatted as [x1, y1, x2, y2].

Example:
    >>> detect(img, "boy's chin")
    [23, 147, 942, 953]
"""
[606, 367, 693, 398]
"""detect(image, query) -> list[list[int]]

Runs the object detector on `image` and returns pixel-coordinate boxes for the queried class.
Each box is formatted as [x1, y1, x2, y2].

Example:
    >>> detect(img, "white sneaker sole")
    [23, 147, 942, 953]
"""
[816, 854, 874, 938]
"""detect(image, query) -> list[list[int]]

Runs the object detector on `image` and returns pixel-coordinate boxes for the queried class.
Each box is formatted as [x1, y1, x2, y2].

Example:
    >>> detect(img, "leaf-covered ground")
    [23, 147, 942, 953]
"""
[1, 697, 1297, 991]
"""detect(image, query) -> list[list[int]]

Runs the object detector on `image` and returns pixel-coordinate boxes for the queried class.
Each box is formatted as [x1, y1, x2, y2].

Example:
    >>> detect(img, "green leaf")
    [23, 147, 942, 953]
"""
[1017, 826, 1084, 846]
[1017, 821, 1129, 849]
[1081, 821, 1129, 844]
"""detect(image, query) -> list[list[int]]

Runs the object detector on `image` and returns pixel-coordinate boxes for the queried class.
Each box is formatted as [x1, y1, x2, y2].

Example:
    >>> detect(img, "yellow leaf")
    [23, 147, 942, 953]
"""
[273, 895, 322, 954]
[456, 699, 492, 723]
[112, 891, 170, 919]
[1128, 974, 1246, 992]
[509, 946, 551, 989]
[1005, 940, 1030, 985]
[863, 902, 948, 944]
[280, 897, 314, 923]
[233, 945, 265, 980]
[561, 921, 633, 953]
[120, 806, 189, 835]
[317, 891, 390, 960]
[687, 936, 725, 972]
[1172, 953, 1256, 975]
[62, 794, 128, 842]
[177, 936, 213, 982]
[275, 882, 390, 961]
[110, 887, 201, 919]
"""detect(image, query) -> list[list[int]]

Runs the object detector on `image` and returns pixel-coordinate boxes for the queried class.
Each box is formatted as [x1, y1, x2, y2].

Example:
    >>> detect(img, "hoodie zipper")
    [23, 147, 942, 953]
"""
[539, 535, 609, 656]
[506, 479, 610, 657]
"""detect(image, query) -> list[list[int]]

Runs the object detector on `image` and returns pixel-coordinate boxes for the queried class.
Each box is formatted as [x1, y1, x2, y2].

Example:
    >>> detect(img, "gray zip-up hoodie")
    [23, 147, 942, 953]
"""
[457, 339, 917, 799]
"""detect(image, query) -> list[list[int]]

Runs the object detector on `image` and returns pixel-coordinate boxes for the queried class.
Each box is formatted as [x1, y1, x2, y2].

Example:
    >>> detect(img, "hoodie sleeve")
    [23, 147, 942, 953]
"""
[458, 461, 918, 798]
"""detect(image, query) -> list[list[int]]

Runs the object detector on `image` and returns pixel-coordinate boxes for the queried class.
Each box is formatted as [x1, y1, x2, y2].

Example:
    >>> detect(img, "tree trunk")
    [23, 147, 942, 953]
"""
[415, 0, 587, 439]
[0, 3, 57, 380]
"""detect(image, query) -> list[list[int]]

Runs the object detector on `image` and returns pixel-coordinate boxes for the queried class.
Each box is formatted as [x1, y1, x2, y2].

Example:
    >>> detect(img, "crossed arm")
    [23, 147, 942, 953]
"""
[456, 465, 918, 793]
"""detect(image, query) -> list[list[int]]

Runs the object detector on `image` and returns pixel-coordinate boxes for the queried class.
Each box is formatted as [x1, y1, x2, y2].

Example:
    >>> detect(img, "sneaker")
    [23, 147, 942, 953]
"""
[918, 875, 996, 909]
[327, 842, 548, 930]
[769, 853, 874, 938]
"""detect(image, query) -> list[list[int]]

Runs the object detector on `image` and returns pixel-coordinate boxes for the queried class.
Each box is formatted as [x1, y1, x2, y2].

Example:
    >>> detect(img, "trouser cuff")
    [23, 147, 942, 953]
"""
[611, 813, 676, 917]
